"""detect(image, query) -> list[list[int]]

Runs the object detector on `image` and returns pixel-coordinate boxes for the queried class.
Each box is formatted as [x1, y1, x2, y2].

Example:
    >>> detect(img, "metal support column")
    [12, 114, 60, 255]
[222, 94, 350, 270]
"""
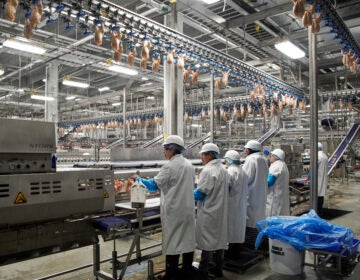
[210, 74, 214, 142]
[44, 62, 59, 140]
[163, 2, 178, 136]
[123, 88, 126, 148]
[176, 13, 184, 138]
[309, 29, 319, 211]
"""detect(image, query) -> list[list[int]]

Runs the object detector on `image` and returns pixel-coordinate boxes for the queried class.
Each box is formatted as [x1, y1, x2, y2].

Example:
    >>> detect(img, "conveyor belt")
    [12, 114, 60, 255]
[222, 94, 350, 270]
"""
[93, 209, 161, 233]
[257, 127, 278, 144]
[328, 123, 360, 175]
[73, 159, 203, 169]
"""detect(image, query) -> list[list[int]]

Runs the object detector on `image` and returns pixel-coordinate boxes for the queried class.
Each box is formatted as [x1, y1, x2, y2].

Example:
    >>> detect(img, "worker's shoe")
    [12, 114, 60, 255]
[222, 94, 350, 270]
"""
[193, 268, 208, 280]
[208, 267, 223, 278]
[156, 274, 176, 280]
[180, 266, 197, 280]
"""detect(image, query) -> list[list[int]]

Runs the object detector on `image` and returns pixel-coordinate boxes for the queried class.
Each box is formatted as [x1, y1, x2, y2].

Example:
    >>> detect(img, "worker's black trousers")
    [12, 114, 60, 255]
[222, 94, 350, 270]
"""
[198, 249, 224, 272]
[165, 251, 194, 279]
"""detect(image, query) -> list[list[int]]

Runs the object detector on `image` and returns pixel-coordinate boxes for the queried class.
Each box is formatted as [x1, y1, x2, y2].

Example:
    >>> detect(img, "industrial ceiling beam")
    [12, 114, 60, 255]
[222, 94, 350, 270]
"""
[227, 2, 293, 27]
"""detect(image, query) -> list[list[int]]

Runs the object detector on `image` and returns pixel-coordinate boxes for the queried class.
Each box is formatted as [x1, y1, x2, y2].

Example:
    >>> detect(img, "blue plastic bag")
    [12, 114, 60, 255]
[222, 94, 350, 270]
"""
[255, 210, 354, 252]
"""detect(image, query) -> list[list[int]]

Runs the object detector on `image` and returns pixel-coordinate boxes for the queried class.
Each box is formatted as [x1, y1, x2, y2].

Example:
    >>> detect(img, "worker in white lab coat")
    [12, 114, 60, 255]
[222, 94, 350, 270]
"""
[242, 140, 269, 228]
[136, 135, 195, 280]
[318, 142, 328, 212]
[194, 143, 228, 280]
[224, 150, 248, 260]
[266, 148, 290, 217]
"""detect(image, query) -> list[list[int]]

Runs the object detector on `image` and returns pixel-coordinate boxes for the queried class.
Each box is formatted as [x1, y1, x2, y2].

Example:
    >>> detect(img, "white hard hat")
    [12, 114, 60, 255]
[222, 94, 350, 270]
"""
[224, 150, 240, 161]
[271, 148, 285, 161]
[318, 142, 323, 149]
[244, 140, 261, 152]
[163, 135, 185, 148]
[199, 143, 220, 154]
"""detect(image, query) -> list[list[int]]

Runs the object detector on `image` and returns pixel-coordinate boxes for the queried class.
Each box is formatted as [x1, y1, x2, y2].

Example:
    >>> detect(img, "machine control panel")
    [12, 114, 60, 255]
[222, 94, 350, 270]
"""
[0, 154, 53, 174]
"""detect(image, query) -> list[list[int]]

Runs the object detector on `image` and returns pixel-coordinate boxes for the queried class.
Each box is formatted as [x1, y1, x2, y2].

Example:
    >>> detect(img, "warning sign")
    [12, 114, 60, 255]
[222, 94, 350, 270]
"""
[104, 190, 109, 198]
[14, 192, 27, 204]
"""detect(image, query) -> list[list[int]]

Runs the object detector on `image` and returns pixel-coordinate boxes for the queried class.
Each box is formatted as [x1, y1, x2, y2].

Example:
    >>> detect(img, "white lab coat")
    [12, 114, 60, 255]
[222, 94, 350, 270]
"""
[318, 150, 328, 197]
[227, 164, 248, 243]
[154, 154, 196, 255]
[196, 159, 229, 250]
[242, 152, 269, 227]
[266, 160, 290, 217]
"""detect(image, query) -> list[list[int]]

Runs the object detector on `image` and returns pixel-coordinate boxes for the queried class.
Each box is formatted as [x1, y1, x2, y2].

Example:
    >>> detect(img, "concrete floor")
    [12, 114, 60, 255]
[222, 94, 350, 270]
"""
[0, 176, 359, 280]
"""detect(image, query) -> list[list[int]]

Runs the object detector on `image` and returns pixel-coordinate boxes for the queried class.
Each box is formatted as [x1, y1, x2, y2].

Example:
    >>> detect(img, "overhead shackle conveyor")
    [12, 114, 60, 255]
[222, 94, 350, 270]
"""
[319, 0, 360, 58]
[56, 0, 304, 99]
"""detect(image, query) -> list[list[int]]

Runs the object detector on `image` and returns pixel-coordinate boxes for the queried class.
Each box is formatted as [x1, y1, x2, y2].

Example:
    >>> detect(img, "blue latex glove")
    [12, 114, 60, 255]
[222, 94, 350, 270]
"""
[267, 174, 277, 187]
[194, 189, 206, 201]
[307, 170, 311, 179]
[135, 178, 159, 193]
[263, 149, 270, 156]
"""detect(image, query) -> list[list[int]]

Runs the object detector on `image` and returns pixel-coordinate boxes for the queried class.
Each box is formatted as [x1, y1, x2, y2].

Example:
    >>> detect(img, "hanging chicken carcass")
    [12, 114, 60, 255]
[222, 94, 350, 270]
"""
[183, 66, 191, 82]
[302, 4, 315, 28]
[5, 0, 18, 22]
[152, 52, 161, 72]
[293, 0, 305, 18]
[94, 23, 105, 46]
[127, 45, 136, 67]
[311, 12, 322, 34]
[177, 53, 186, 71]
[191, 69, 200, 83]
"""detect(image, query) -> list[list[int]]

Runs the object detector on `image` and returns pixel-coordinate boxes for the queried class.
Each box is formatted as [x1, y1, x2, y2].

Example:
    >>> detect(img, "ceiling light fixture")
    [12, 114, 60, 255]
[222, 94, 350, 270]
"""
[31, 95, 55, 101]
[147, 96, 155, 100]
[112, 102, 122, 106]
[98, 86, 110, 92]
[108, 65, 138, 76]
[141, 77, 149, 81]
[0, 66, 4, 76]
[141, 82, 153, 87]
[66, 96, 76, 100]
[201, 0, 221, 4]
[62, 80, 90, 88]
[3, 39, 46, 55]
[274, 41, 305, 59]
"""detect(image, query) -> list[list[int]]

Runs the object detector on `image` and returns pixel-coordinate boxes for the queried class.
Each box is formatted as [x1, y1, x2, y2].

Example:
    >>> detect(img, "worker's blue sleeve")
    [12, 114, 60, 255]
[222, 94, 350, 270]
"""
[194, 189, 206, 201]
[267, 174, 277, 187]
[135, 178, 159, 192]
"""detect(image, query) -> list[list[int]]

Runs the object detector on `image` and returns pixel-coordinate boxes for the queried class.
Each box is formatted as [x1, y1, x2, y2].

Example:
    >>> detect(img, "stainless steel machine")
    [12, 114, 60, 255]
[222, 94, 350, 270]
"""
[0, 118, 114, 264]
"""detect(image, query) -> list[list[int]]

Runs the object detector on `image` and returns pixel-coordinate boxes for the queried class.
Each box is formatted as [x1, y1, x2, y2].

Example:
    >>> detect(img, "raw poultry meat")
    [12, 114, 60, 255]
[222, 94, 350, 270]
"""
[152, 56, 161, 72]
[166, 50, 174, 64]
[329, 100, 335, 112]
[94, 23, 105, 46]
[240, 105, 245, 119]
[183, 66, 191, 82]
[221, 70, 230, 86]
[24, 18, 33, 39]
[302, 5, 314, 28]
[184, 112, 189, 122]
[177, 54, 186, 71]
[127, 48, 136, 67]
[111, 30, 122, 52]
[113, 51, 121, 62]
[5, 0, 18, 22]
[36, 0, 43, 15]
[311, 12, 322, 34]
[293, 0, 305, 18]
[30, 5, 41, 28]
[141, 40, 151, 61]
[191, 69, 199, 83]
[215, 78, 222, 90]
